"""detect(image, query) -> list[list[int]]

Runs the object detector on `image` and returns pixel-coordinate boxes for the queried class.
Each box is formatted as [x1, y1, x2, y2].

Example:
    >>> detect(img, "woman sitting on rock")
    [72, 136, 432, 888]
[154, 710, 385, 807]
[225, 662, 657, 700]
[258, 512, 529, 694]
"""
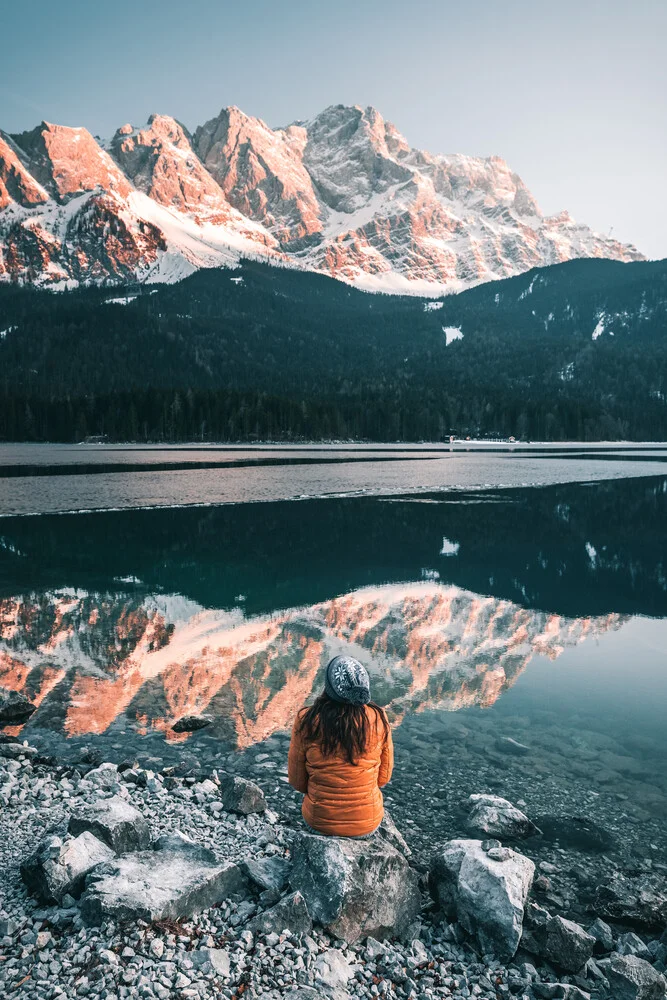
[288, 656, 393, 837]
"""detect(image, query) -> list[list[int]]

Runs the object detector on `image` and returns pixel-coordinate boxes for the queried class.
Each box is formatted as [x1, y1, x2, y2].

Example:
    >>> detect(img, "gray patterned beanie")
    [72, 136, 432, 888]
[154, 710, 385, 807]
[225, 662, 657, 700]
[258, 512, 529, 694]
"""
[324, 655, 371, 705]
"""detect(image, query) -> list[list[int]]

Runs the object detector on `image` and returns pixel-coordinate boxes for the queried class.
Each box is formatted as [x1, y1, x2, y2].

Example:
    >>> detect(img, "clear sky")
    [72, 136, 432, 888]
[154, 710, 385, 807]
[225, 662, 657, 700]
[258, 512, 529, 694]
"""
[2, 0, 665, 258]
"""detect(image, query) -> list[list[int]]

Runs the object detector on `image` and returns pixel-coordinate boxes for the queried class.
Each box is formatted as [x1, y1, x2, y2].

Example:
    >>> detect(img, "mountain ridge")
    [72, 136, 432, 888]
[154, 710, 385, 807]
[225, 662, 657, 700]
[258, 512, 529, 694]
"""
[0, 103, 643, 291]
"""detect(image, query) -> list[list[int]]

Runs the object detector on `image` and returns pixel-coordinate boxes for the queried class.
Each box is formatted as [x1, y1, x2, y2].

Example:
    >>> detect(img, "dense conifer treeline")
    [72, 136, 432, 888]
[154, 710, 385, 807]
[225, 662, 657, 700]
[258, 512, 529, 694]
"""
[1, 257, 666, 441]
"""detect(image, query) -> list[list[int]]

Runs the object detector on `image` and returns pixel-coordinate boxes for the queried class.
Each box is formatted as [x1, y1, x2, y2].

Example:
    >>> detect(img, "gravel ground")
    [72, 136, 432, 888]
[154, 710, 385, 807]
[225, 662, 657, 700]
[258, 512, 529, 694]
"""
[1, 705, 666, 1000]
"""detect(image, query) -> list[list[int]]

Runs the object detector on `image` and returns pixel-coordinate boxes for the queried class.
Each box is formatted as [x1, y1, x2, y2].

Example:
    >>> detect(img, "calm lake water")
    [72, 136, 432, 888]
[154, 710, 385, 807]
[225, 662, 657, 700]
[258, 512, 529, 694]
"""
[1, 444, 666, 864]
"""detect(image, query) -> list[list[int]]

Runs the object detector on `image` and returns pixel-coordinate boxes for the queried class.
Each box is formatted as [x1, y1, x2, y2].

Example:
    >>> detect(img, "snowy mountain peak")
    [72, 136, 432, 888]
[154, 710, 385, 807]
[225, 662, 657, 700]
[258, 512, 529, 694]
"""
[0, 101, 644, 291]
[109, 113, 237, 221]
[194, 106, 321, 248]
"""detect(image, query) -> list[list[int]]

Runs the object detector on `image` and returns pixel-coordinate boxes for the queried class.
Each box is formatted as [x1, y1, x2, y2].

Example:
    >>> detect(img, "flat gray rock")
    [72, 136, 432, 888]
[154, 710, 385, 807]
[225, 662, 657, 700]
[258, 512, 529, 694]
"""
[289, 831, 420, 944]
[284, 990, 351, 1000]
[0, 741, 38, 759]
[152, 830, 218, 864]
[21, 831, 114, 904]
[79, 850, 246, 925]
[467, 794, 541, 839]
[68, 795, 151, 854]
[190, 946, 231, 976]
[313, 947, 353, 989]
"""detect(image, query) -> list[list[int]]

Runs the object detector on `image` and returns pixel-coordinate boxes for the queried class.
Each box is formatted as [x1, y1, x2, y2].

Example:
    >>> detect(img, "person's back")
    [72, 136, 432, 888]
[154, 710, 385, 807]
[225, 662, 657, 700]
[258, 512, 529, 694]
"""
[287, 656, 393, 837]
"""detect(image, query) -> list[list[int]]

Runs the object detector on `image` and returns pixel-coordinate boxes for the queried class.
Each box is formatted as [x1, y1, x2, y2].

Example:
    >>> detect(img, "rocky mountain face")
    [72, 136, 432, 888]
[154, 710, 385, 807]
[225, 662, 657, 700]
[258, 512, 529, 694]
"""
[0, 105, 643, 291]
[0, 582, 624, 748]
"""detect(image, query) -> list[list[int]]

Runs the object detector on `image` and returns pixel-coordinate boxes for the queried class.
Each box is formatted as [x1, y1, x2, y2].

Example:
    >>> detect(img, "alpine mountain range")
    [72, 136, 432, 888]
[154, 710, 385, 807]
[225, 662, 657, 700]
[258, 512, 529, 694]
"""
[0, 103, 644, 293]
[2, 101, 666, 442]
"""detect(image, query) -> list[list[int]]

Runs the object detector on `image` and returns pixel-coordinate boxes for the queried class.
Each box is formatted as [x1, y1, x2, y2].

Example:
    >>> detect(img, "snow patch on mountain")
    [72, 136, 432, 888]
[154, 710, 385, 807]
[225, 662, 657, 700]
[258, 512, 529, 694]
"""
[443, 326, 464, 345]
[105, 295, 138, 306]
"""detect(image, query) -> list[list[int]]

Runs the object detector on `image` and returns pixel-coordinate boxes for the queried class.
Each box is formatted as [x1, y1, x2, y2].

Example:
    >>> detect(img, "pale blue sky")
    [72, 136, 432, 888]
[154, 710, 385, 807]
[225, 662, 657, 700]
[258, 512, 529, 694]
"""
[2, 0, 665, 258]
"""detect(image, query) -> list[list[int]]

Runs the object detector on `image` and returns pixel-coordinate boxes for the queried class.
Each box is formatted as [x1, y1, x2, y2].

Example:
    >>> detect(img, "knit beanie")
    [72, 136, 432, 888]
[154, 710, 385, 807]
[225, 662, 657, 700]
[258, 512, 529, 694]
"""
[324, 655, 371, 705]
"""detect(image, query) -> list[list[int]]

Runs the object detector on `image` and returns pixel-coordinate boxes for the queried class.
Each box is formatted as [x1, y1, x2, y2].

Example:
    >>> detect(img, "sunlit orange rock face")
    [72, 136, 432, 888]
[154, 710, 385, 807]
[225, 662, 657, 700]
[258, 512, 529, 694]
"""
[194, 107, 322, 248]
[110, 116, 227, 214]
[0, 133, 49, 211]
[12, 122, 132, 203]
[0, 584, 625, 748]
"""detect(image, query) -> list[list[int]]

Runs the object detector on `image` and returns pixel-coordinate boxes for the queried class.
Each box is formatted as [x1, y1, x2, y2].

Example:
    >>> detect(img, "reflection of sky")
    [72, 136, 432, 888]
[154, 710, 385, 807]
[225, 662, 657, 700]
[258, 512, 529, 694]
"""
[500, 616, 667, 736]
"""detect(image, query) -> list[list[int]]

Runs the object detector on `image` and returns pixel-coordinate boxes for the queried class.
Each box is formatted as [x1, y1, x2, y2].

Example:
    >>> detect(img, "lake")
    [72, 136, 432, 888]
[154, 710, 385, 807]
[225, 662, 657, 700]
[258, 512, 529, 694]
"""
[1, 443, 666, 872]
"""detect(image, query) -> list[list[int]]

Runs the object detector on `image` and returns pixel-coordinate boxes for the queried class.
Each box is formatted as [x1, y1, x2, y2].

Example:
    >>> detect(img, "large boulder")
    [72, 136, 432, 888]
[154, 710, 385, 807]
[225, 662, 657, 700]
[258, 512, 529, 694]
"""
[594, 873, 667, 931]
[248, 889, 312, 937]
[466, 794, 540, 839]
[543, 915, 595, 972]
[79, 850, 246, 925]
[21, 832, 114, 904]
[219, 776, 266, 815]
[289, 831, 420, 944]
[522, 905, 595, 972]
[0, 688, 36, 724]
[607, 953, 667, 1000]
[68, 795, 151, 854]
[429, 838, 534, 961]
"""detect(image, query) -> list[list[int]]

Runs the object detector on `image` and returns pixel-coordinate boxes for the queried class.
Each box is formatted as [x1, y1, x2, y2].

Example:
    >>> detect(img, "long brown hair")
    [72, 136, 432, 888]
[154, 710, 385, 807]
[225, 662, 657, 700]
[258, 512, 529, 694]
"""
[298, 692, 389, 765]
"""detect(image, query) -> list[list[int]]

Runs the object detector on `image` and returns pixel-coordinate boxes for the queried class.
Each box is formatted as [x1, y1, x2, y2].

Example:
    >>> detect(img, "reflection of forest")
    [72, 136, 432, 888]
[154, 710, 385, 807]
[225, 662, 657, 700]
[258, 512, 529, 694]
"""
[0, 475, 666, 617]
[0, 582, 624, 748]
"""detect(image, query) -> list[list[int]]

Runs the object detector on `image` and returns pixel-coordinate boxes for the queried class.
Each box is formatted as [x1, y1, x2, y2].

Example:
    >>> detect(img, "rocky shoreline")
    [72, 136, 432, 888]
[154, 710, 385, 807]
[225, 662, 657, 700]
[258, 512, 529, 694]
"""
[1, 732, 666, 1000]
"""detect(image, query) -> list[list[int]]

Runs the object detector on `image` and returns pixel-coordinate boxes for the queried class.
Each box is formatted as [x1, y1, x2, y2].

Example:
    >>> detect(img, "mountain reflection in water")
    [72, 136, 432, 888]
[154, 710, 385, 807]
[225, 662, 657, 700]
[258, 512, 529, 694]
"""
[0, 584, 625, 746]
[0, 474, 665, 750]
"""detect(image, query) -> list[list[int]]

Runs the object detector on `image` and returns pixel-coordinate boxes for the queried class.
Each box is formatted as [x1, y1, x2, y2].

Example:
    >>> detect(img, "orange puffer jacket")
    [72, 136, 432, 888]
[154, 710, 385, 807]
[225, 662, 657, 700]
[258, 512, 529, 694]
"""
[287, 705, 394, 837]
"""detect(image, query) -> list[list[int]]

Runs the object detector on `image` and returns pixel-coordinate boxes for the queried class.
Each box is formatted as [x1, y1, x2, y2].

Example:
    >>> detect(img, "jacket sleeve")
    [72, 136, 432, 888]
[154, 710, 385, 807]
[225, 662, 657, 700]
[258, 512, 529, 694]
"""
[378, 720, 394, 787]
[288, 714, 308, 793]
